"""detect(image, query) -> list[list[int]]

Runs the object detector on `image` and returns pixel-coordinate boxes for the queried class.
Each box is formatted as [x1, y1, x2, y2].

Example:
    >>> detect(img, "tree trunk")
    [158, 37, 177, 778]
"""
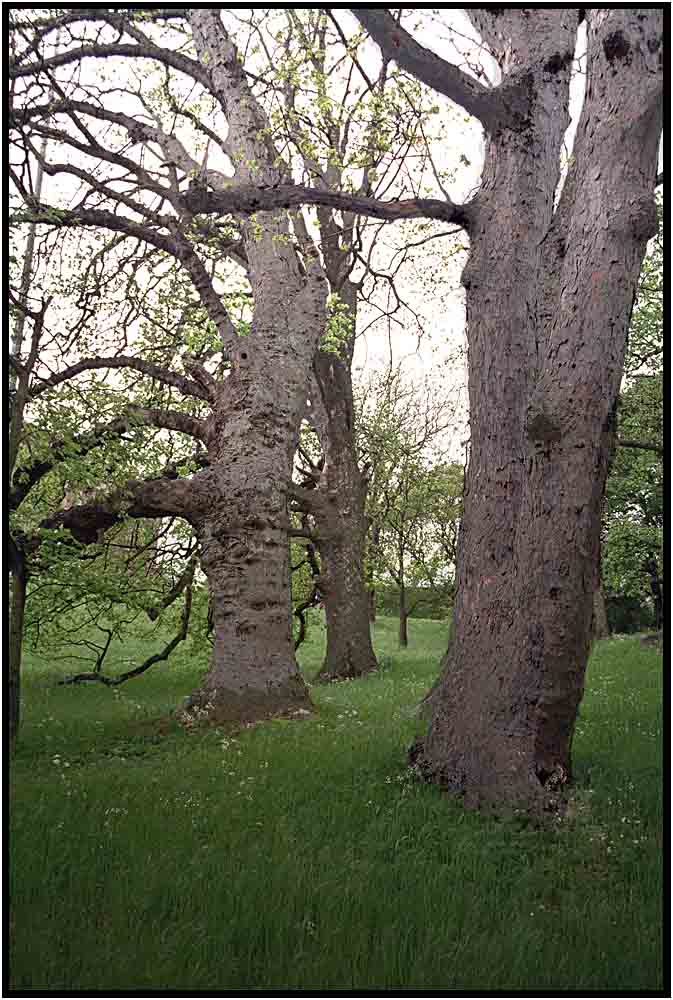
[8, 545, 27, 753]
[182, 229, 327, 721]
[181, 14, 329, 723]
[398, 583, 409, 648]
[367, 522, 381, 623]
[314, 501, 379, 681]
[644, 554, 663, 631]
[592, 585, 610, 640]
[312, 282, 378, 682]
[414, 11, 662, 816]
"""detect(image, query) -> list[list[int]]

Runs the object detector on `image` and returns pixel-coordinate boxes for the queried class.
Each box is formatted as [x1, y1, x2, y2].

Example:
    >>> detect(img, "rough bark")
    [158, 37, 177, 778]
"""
[178, 11, 327, 723]
[411, 10, 662, 816]
[311, 283, 378, 682]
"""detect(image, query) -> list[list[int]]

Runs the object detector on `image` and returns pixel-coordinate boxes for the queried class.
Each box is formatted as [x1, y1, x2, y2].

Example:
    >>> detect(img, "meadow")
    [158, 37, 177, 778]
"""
[8, 616, 664, 991]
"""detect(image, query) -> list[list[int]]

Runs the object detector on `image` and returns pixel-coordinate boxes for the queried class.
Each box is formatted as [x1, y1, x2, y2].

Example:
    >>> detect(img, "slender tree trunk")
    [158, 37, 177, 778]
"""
[367, 522, 381, 623]
[398, 582, 409, 648]
[592, 585, 610, 640]
[414, 10, 662, 816]
[8, 546, 27, 752]
[314, 502, 378, 681]
[644, 554, 663, 631]
[312, 282, 378, 682]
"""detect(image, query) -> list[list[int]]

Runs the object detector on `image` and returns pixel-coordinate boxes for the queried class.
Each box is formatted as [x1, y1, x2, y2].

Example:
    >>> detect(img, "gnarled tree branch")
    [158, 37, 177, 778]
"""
[182, 181, 470, 229]
[350, 9, 515, 131]
[29, 356, 210, 402]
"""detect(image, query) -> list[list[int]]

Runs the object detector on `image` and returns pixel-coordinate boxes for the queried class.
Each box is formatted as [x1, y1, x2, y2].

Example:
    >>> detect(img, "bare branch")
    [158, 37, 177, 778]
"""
[59, 578, 194, 686]
[29, 356, 210, 403]
[617, 438, 663, 457]
[350, 9, 515, 131]
[183, 181, 470, 229]
[146, 554, 199, 621]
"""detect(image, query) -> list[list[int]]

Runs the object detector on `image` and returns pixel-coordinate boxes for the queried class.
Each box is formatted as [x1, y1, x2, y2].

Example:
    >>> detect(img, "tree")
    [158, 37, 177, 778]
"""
[603, 200, 663, 630]
[358, 367, 462, 646]
[9, 9, 330, 725]
[258, 9, 463, 681]
[350, 10, 662, 815]
[8, 9, 458, 710]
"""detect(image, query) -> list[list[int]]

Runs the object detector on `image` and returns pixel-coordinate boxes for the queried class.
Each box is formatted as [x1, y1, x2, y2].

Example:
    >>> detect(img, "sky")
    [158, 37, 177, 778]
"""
[10, 10, 661, 467]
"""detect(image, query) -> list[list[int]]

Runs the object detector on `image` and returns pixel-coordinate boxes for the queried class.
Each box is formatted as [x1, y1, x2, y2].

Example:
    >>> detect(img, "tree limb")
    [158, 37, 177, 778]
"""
[350, 9, 515, 131]
[182, 181, 470, 229]
[146, 555, 198, 622]
[41, 474, 197, 545]
[29, 356, 210, 402]
[617, 438, 663, 457]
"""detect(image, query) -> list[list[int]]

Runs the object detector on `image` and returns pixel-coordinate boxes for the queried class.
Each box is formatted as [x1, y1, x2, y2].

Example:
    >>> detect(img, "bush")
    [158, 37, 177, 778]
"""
[605, 595, 655, 634]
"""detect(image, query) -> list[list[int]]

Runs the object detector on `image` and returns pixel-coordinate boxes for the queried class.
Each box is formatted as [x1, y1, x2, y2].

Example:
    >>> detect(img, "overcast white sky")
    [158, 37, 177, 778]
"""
[11, 11, 661, 465]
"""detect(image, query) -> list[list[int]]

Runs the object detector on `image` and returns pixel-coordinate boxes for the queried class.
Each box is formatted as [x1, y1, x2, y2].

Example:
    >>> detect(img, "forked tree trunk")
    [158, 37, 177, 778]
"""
[312, 283, 378, 682]
[414, 10, 662, 816]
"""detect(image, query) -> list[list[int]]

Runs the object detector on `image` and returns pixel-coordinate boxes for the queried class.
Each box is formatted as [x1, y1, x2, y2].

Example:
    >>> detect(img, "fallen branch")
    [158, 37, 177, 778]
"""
[59, 582, 193, 686]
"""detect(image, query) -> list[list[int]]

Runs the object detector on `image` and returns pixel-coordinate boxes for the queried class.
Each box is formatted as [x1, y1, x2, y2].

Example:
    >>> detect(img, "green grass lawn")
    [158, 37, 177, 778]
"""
[9, 616, 664, 991]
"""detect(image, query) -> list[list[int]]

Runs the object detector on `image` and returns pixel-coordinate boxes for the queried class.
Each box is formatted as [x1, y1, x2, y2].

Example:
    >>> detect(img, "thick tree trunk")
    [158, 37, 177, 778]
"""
[187, 480, 312, 722]
[414, 11, 662, 816]
[179, 14, 330, 723]
[181, 236, 327, 721]
[312, 283, 378, 682]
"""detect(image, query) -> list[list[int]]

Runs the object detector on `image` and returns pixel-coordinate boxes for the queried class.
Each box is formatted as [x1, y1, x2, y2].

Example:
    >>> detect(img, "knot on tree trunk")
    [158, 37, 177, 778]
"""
[526, 409, 562, 445]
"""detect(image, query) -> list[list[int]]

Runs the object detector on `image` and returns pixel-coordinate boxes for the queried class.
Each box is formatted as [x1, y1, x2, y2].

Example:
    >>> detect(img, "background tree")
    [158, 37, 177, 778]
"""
[603, 199, 663, 632]
[250, 9, 465, 681]
[357, 367, 463, 646]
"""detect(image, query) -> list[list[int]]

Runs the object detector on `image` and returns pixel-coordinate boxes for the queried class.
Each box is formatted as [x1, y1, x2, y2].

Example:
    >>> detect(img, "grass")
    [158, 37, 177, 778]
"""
[9, 616, 664, 991]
